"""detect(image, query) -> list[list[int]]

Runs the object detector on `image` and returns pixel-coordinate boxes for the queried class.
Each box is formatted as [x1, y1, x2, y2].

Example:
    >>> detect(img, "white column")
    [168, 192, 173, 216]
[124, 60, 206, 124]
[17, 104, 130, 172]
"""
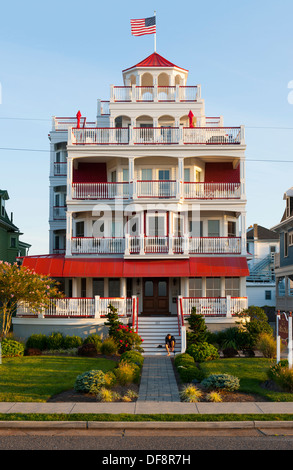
[240, 157, 246, 199]
[177, 157, 184, 198]
[240, 211, 247, 255]
[66, 211, 73, 256]
[67, 158, 73, 200]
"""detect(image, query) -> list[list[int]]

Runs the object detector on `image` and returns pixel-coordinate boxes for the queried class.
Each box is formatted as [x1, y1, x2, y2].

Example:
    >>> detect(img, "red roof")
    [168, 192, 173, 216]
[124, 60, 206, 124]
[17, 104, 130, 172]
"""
[20, 255, 249, 278]
[122, 52, 188, 73]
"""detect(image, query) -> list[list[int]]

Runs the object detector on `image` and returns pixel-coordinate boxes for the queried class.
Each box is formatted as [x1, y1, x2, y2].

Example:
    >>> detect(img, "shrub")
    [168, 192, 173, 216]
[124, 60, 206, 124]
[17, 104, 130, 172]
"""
[24, 347, 42, 356]
[46, 332, 65, 350]
[180, 384, 203, 402]
[83, 334, 102, 351]
[77, 343, 98, 357]
[174, 353, 195, 368]
[1, 338, 24, 357]
[120, 350, 144, 368]
[222, 347, 238, 358]
[63, 335, 83, 350]
[257, 333, 276, 358]
[122, 389, 138, 402]
[274, 368, 293, 392]
[186, 342, 219, 362]
[201, 374, 240, 392]
[178, 365, 205, 383]
[74, 370, 106, 394]
[96, 387, 117, 402]
[26, 333, 48, 351]
[206, 391, 223, 402]
[101, 337, 118, 355]
[114, 360, 140, 385]
[239, 306, 273, 348]
[267, 360, 289, 381]
[104, 370, 117, 388]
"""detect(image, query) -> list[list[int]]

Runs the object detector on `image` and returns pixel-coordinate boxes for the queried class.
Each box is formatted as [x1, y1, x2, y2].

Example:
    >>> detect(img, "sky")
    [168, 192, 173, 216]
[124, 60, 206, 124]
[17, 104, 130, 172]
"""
[1, 0, 293, 255]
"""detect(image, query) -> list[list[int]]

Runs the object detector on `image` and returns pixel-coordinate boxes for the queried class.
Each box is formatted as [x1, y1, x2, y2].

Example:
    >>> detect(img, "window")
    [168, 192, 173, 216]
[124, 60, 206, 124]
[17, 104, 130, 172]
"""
[158, 281, 167, 296]
[10, 237, 16, 248]
[288, 276, 293, 296]
[184, 168, 190, 182]
[76, 221, 84, 238]
[284, 232, 289, 257]
[147, 213, 166, 236]
[265, 290, 272, 300]
[289, 233, 293, 246]
[277, 277, 285, 297]
[208, 220, 220, 237]
[189, 278, 202, 297]
[225, 278, 240, 297]
[145, 281, 153, 296]
[228, 221, 236, 237]
[109, 278, 120, 297]
[174, 214, 184, 237]
[206, 278, 221, 297]
[81, 278, 87, 297]
[93, 278, 104, 297]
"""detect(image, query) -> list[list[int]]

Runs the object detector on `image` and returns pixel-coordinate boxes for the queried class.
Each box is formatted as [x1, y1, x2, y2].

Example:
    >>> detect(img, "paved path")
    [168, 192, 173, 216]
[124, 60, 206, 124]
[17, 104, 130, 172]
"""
[137, 356, 180, 402]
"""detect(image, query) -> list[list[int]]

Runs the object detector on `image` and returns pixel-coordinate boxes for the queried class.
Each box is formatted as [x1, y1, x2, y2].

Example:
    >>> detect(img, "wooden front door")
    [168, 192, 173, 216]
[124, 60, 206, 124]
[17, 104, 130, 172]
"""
[143, 278, 169, 315]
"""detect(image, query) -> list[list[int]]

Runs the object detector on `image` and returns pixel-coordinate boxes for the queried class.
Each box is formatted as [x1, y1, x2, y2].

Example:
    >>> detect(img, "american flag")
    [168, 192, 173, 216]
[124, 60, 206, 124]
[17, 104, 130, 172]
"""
[130, 16, 156, 36]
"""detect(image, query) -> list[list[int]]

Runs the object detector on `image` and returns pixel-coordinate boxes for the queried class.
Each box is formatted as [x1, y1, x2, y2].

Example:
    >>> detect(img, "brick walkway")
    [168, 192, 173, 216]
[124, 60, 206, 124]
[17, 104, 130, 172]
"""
[137, 356, 181, 402]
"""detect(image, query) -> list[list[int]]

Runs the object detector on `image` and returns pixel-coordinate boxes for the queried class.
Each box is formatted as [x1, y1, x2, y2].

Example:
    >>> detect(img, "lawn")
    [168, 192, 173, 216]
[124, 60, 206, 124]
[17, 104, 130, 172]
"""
[201, 357, 293, 402]
[0, 356, 116, 402]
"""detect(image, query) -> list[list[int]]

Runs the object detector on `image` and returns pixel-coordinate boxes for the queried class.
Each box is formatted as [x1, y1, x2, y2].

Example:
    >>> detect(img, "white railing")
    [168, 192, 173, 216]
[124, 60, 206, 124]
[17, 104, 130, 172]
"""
[188, 237, 241, 254]
[69, 126, 243, 146]
[72, 182, 129, 199]
[144, 236, 169, 253]
[179, 296, 248, 317]
[136, 180, 177, 198]
[72, 127, 129, 145]
[17, 297, 137, 319]
[111, 85, 198, 103]
[183, 127, 242, 145]
[134, 127, 180, 144]
[184, 182, 241, 199]
[72, 237, 125, 254]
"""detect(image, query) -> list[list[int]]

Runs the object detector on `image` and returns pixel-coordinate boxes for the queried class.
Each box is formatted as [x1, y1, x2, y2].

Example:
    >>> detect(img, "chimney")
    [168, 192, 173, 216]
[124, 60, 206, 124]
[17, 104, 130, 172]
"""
[254, 223, 258, 240]
[11, 212, 13, 223]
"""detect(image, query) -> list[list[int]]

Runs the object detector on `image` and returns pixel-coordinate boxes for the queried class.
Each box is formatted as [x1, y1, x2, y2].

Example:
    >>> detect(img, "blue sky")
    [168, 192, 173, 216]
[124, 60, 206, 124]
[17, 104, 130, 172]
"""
[1, 0, 293, 254]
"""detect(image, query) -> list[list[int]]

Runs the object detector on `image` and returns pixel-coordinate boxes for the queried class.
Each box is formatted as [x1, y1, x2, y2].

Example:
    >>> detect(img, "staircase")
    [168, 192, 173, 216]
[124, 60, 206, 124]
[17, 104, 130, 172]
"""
[137, 316, 181, 356]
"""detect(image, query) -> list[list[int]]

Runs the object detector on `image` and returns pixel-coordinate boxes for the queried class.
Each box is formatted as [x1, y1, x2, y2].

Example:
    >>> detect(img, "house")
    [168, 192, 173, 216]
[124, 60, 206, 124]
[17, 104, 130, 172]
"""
[246, 224, 279, 307]
[0, 189, 31, 263]
[271, 187, 293, 313]
[13, 51, 249, 353]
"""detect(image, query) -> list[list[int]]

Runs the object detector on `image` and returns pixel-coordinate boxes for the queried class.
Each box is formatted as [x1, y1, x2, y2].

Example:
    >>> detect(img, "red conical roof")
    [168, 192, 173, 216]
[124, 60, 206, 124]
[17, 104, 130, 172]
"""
[122, 52, 188, 72]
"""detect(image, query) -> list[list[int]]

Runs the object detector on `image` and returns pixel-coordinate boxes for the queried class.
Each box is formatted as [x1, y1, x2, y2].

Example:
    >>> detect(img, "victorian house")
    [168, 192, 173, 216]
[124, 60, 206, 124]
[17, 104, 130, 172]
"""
[14, 52, 249, 353]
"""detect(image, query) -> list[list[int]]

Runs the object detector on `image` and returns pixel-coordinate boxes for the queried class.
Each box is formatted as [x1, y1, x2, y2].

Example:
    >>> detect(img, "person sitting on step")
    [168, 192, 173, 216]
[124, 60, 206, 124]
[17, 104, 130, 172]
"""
[165, 333, 175, 356]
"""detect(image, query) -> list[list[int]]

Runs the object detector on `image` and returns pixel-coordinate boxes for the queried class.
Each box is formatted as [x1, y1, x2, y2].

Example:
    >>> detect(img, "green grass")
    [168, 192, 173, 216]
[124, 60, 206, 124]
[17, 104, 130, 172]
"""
[0, 356, 116, 402]
[201, 357, 293, 402]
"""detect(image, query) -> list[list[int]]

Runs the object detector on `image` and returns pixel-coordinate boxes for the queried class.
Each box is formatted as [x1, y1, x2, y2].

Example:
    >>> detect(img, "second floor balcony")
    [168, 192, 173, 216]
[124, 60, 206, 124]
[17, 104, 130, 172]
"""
[71, 181, 242, 201]
[70, 235, 242, 256]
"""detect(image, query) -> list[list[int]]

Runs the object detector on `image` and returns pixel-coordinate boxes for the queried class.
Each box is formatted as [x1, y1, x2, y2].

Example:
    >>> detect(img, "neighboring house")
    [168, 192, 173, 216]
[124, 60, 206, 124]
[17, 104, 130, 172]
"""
[0, 189, 31, 263]
[271, 187, 293, 313]
[14, 51, 249, 352]
[246, 224, 279, 307]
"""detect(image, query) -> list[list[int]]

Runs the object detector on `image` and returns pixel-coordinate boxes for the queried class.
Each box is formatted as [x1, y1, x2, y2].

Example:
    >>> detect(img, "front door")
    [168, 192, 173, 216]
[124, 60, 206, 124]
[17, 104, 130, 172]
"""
[143, 278, 169, 315]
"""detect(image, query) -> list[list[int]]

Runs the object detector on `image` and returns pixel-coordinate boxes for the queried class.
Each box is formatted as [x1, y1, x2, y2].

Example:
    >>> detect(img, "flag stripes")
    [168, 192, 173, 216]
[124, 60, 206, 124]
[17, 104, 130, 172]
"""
[131, 16, 156, 36]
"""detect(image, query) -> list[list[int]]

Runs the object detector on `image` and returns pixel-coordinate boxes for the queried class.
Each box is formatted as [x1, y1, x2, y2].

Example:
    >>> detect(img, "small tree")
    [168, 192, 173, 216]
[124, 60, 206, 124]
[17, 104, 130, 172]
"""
[0, 261, 62, 338]
[105, 304, 143, 354]
[187, 307, 208, 344]
[238, 305, 273, 349]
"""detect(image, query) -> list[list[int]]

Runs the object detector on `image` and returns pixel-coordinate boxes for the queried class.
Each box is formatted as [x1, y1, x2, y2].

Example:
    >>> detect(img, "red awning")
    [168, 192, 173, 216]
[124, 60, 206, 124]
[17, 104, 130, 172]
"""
[21, 255, 249, 278]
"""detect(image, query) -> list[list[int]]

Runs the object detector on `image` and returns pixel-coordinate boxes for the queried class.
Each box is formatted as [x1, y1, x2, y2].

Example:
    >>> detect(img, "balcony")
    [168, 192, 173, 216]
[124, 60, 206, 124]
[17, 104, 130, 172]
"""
[70, 236, 241, 256]
[71, 181, 241, 201]
[179, 296, 248, 317]
[110, 85, 199, 103]
[69, 126, 244, 146]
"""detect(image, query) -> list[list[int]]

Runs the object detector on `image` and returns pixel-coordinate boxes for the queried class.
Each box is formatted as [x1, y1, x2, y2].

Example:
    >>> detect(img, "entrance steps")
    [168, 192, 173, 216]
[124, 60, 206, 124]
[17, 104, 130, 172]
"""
[137, 316, 181, 356]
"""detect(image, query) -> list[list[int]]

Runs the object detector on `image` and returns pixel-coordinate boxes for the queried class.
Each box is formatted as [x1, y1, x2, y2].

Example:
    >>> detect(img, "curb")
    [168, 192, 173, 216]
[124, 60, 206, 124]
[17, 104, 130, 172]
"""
[0, 420, 293, 430]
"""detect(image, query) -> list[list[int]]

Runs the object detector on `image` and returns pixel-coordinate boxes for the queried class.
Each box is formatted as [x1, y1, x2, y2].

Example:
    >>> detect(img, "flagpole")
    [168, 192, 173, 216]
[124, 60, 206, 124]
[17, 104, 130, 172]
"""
[154, 10, 156, 52]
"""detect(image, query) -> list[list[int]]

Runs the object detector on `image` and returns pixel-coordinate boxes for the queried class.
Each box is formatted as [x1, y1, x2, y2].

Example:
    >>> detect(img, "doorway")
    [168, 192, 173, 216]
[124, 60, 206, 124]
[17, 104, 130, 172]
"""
[142, 278, 169, 315]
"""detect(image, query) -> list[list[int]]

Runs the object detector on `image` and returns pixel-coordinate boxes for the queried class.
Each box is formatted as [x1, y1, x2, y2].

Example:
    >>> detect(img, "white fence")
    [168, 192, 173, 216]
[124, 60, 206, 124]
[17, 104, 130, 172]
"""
[17, 297, 137, 319]
[178, 296, 248, 317]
